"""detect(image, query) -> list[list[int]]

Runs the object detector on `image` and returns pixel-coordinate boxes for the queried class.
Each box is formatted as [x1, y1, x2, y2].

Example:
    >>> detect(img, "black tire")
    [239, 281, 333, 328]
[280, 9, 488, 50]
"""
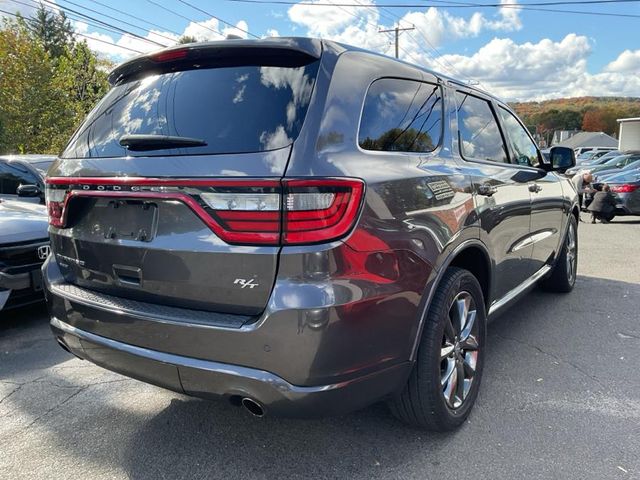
[389, 267, 486, 431]
[540, 215, 578, 293]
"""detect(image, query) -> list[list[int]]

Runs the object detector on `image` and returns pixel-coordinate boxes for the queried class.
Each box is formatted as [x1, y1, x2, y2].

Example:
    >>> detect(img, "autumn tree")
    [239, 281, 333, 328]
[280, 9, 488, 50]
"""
[582, 108, 619, 135]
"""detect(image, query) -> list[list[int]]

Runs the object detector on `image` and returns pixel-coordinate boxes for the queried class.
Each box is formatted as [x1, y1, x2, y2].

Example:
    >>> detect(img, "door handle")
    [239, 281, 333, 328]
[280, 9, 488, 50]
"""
[477, 183, 497, 197]
[528, 183, 543, 193]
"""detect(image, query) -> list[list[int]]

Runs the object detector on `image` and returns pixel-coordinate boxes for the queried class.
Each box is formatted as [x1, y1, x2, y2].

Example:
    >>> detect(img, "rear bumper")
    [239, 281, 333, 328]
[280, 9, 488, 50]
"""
[51, 316, 411, 417]
[44, 248, 422, 416]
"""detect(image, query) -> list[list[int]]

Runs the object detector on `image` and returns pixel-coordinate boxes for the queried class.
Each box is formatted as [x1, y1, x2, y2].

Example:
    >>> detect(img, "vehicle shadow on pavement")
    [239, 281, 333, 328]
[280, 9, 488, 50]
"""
[2, 276, 639, 479]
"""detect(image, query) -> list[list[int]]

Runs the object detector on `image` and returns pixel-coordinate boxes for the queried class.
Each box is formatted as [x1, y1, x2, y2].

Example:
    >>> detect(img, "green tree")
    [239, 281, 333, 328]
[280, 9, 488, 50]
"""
[0, 20, 64, 153]
[360, 128, 434, 152]
[31, 4, 74, 60]
[0, 16, 111, 154]
[178, 35, 198, 44]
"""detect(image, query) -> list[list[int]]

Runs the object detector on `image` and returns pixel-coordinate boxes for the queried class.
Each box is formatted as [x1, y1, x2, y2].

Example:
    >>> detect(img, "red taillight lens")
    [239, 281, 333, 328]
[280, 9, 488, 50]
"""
[283, 179, 364, 245]
[611, 184, 638, 193]
[45, 185, 69, 228]
[200, 189, 281, 244]
[44, 178, 365, 246]
[151, 49, 189, 63]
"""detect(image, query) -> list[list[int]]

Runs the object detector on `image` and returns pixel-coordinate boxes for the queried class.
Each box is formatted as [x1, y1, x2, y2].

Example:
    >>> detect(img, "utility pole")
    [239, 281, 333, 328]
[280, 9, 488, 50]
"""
[378, 24, 415, 59]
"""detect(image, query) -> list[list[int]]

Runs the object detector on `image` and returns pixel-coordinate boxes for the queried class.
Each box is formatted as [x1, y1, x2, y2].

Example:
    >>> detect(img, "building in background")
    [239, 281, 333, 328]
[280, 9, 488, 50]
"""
[552, 129, 580, 145]
[554, 131, 618, 150]
[617, 118, 640, 152]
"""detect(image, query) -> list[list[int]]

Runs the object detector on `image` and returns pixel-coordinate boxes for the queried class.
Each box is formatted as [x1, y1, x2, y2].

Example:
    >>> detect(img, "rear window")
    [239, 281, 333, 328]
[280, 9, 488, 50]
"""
[359, 78, 442, 153]
[62, 62, 320, 158]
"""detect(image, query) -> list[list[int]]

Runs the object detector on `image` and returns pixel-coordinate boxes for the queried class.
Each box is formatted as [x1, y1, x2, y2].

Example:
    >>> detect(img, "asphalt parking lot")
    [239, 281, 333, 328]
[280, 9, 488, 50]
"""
[1, 217, 639, 480]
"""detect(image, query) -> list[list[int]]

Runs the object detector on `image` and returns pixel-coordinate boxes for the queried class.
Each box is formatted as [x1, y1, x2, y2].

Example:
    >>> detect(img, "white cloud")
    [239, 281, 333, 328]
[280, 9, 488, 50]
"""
[182, 18, 224, 42]
[71, 16, 252, 62]
[435, 35, 640, 100]
[287, 0, 522, 50]
[285, 1, 638, 101]
[604, 49, 640, 74]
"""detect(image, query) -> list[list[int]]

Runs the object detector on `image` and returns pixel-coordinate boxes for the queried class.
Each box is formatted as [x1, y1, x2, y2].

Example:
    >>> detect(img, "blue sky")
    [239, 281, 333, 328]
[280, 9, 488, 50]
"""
[1, 0, 639, 100]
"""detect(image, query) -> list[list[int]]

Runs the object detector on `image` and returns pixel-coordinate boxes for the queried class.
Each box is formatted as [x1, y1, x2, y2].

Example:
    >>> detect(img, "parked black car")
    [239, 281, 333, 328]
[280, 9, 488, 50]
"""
[0, 155, 56, 204]
[0, 199, 50, 311]
[593, 170, 640, 215]
[44, 38, 578, 430]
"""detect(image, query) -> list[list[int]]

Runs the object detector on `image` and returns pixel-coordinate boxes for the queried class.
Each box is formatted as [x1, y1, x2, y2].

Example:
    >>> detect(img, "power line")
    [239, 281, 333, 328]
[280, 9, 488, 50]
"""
[36, 0, 169, 47]
[144, 0, 223, 37]
[223, 0, 640, 4]
[175, 0, 260, 39]
[379, 24, 415, 59]
[351, 0, 475, 82]
[423, 0, 640, 19]
[331, 0, 475, 82]
[56, 0, 178, 43]
[0, 7, 144, 53]
[223, 0, 640, 19]
[8, 0, 161, 43]
[85, 0, 183, 37]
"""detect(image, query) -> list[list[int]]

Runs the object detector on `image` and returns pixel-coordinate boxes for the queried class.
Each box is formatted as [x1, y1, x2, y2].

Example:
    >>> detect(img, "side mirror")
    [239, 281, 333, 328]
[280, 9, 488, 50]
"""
[16, 184, 41, 197]
[543, 146, 575, 173]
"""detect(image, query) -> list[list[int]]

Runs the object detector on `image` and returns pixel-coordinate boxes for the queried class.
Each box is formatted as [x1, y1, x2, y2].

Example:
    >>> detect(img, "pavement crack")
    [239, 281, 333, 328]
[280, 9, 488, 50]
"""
[0, 385, 22, 406]
[24, 386, 88, 430]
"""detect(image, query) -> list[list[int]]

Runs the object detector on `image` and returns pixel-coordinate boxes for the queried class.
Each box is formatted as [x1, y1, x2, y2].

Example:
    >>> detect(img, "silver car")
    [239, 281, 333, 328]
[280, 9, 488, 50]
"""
[0, 200, 50, 311]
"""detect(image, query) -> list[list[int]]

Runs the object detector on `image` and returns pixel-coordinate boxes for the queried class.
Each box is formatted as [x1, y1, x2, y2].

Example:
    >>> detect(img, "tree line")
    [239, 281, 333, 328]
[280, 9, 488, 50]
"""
[512, 97, 640, 146]
[0, 6, 111, 155]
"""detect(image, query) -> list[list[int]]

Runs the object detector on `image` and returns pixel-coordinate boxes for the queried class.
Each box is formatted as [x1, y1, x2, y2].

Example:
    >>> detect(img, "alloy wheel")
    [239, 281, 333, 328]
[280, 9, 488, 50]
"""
[441, 291, 479, 410]
[566, 222, 577, 284]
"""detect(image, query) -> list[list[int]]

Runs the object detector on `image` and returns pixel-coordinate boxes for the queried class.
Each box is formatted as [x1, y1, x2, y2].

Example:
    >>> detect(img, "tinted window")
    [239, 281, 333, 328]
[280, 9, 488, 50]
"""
[498, 107, 540, 167]
[456, 92, 507, 163]
[359, 79, 442, 153]
[0, 162, 38, 195]
[62, 62, 320, 158]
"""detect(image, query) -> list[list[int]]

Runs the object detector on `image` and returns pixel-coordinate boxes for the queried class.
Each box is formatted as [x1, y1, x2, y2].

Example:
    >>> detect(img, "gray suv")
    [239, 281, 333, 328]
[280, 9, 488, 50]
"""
[44, 38, 578, 430]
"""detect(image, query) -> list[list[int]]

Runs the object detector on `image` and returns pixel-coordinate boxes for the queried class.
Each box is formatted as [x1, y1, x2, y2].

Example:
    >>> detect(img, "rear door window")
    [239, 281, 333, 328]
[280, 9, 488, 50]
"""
[359, 78, 442, 153]
[498, 107, 540, 168]
[62, 62, 320, 158]
[455, 91, 508, 163]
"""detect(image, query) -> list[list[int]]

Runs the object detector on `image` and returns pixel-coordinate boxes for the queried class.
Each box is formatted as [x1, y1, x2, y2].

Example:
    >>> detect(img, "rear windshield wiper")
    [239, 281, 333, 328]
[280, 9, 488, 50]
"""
[119, 134, 207, 151]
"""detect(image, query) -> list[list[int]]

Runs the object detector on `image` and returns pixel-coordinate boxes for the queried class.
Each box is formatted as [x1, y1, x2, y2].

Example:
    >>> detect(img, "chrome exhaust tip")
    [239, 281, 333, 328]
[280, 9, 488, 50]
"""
[241, 397, 265, 417]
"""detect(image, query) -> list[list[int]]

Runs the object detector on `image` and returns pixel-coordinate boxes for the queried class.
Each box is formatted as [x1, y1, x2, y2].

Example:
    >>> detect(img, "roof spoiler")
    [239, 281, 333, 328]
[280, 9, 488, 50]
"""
[108, 37, 323, 85]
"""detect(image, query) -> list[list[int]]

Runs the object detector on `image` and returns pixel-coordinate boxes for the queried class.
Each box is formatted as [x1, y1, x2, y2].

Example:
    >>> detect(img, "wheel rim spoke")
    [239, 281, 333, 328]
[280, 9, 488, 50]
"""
[441, 343, 455, 360]
[441, 358, 455, 386]
[464, 351, 478, 374]
[443, 361, 458, 407]
[460, 310, 476, 341]
[455, 361, 465, 404]
[455, 295, 470, 333]
[460, 334, 479, 351]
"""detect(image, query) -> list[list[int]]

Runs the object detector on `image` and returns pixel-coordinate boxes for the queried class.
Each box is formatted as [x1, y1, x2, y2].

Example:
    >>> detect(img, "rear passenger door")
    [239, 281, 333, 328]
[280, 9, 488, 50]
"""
[453, 90, 534, 301]
[496, 105, 565, 274]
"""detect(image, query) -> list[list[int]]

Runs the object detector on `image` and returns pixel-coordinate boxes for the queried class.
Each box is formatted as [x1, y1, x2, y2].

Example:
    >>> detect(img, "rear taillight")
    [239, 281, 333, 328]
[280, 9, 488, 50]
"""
[200, 189, 282, 244]
[45, 178, 364, 246]
[283, 179, 364, 244]
[45, 185, 68, 228]
[611, 184, 638, 193]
